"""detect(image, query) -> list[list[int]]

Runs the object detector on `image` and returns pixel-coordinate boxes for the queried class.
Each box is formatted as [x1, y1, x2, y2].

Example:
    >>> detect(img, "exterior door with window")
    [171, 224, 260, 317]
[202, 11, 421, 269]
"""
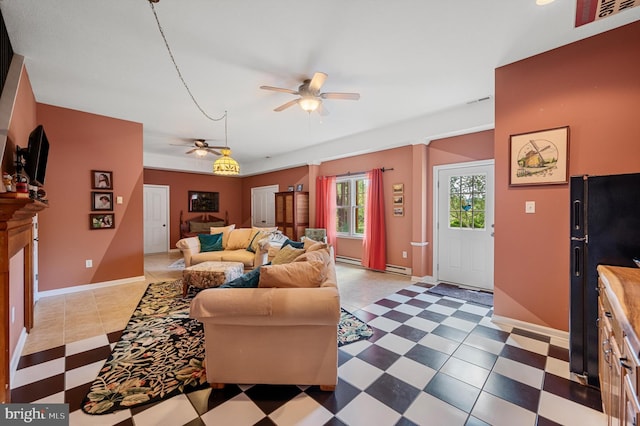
[436, 161, 494, 290]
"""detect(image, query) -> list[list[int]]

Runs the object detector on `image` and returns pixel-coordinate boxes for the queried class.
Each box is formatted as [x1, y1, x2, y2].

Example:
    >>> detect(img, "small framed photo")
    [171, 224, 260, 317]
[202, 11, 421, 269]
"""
[392, 183, 404, 195]
[92, 170, 113, 189]
[509, 126, 569, 186]
[393, 195, 404, 205]
[90, 213, 115, 229]
[393, 207, 404, 217]
[287, 185, 294, 191]
[296, 184, 303, 191]
[92, 192, 113, 211]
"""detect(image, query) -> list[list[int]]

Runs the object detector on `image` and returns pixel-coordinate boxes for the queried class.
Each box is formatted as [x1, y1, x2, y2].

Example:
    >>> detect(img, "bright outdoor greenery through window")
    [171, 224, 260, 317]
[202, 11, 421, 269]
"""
[337, 176, 368, 237]
[449, 174, 486, 229]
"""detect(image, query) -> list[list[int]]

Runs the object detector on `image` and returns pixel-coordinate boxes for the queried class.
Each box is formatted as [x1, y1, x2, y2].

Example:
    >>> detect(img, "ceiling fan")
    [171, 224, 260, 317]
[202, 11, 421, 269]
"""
[172, 139, 227, 157]
[260, 72, 360, 115]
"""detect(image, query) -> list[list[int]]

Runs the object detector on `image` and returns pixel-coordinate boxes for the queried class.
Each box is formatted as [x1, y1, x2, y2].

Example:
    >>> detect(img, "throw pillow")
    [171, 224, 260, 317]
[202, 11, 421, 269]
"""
[295, 248, 331, 266]
[271, 244, 305, 265]
[302, 237, 321, 250]
[226, 228, 253, 250]
[210, 224, 235, 249]
[258, 260, 328, 288]
[281, 239, 304, 250]
[198, 233, 223, 252]
[219, 267, 261, 288]
[247, 230, 269, 253]
[306, 242, 329, 252]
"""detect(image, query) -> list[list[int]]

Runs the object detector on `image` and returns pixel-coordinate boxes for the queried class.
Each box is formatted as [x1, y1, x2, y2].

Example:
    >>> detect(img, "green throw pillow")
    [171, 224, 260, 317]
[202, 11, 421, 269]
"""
[219, 266, 262, 288]
[198, 233, 223, 252]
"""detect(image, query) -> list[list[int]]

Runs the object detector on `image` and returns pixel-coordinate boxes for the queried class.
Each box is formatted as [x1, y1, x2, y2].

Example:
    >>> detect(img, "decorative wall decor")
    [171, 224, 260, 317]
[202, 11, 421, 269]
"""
[92, 191, 113, 211]
[393, 195, 404, 205]
[392, 183, 404, 195]
[392, 183, 404, 217]
[393, 207, 404, 217]
[296, 184, 303, 191]
[90, 213, 115, 229]
[188, 191, 219, 212]
[287, 185, 294, 191]
[92, 170, 113, 189]
[509, 126, 569, 186]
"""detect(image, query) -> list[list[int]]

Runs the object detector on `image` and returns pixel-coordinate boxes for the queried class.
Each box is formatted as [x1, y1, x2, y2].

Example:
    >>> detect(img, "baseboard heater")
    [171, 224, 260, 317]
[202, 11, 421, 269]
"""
[335, 255, 412, 276]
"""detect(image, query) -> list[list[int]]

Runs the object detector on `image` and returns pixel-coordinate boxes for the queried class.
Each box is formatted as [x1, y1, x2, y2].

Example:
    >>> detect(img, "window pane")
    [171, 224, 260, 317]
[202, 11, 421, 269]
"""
[336, 181, 350, 207]
[460, 211, 473, 228]
[355, 207, 365, 234]
[336, 207, 349, 233]
[474, 212, 485, 229]
[461, 176, 473, 193]
[449, 211, 460, 228]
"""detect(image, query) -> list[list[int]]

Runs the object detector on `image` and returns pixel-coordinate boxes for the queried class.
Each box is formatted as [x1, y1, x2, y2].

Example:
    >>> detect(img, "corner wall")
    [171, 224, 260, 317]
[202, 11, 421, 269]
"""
[494, 21, 640, 331]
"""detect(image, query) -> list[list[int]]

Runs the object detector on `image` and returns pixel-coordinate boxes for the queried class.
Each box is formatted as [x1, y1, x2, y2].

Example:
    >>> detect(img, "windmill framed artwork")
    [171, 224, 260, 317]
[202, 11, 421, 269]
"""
[509, 126, 569, 186]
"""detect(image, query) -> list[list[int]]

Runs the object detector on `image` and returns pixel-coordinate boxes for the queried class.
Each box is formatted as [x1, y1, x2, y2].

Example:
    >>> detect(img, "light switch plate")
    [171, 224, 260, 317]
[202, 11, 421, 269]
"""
[525, 201, 535, 214]
[116, 196, 123, 204]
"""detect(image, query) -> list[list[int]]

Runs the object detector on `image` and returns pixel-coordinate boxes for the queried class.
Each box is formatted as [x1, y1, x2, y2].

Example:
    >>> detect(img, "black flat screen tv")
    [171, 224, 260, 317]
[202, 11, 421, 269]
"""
[25, 125, 50, 186]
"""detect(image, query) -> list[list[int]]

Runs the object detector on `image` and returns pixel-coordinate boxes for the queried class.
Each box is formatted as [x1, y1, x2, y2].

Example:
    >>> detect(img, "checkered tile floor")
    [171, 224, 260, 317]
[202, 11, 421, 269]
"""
[12, 282, 606, 425]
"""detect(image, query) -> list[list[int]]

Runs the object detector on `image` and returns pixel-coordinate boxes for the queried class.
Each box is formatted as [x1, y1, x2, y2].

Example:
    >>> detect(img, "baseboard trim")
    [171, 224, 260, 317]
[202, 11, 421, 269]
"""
[37, 275, 147, 299]
[10, 327, 27, 387]
[413, 275, 436, 284]
[491, 314, 569, 341]
[335, 255, 412, 276]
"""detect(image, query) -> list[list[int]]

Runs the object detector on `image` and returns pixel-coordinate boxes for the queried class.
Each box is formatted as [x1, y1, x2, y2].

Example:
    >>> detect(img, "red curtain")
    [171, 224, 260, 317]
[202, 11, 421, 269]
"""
[362, 168, 386, 270]
[315, 175, 337, 249]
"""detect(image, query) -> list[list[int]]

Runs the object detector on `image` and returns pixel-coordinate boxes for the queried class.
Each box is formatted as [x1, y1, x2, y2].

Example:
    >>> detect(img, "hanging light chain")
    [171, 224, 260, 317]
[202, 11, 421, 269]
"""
[148, 1, 225, 122]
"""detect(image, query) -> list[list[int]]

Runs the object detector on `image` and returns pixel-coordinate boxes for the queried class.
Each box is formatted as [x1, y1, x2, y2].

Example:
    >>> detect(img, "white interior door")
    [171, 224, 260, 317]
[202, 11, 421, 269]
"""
[251, 185, 278, 227]
[144, 184, 170, 254]
[436, 161, 494, 291]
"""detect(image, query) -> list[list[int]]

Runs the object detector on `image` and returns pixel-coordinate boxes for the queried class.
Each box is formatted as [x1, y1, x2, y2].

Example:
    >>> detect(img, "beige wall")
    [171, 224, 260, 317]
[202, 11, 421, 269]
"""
[494, 21, 640, 331]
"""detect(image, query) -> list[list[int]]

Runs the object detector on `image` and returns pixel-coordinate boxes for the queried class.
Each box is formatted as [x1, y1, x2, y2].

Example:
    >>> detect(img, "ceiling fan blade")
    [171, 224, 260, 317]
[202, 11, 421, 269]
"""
[207, 148, 222, 156]
[274, 99, 300, 112]
[260, 85, 298, 95]
[320, 92, 360, 100]
[309, 72, 327, 93]
[185, 148, 198, 154]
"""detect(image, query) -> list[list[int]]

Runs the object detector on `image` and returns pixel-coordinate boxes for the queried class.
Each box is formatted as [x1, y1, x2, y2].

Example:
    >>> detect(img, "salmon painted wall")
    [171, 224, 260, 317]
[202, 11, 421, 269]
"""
[494, 21, 640, 331]
[143, 169, 243, 247]
[318, 146, 413, 268]
[425, 130, 495, 276]
[240, 166, 309, 228]
[5, 66, 37, 364]
[36, 104, 144, 291]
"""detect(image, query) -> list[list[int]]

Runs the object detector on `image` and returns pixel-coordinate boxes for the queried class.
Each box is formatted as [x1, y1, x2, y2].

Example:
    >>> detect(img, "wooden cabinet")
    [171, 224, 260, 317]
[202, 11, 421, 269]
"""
[598, 266, 640, 426]
[275, 191, 309, 241]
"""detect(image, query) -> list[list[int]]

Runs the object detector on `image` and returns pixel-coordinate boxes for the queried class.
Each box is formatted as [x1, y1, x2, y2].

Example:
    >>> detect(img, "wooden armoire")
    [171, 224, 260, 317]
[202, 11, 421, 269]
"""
[275, 191, 309, 241]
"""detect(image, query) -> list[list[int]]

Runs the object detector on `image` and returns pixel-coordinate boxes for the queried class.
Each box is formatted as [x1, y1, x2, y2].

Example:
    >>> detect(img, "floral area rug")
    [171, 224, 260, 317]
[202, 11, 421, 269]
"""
[82, 280, 373, 415]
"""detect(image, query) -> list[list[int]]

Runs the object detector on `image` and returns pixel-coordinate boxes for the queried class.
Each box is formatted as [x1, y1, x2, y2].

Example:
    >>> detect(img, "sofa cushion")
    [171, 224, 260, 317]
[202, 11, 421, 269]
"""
[258, 260, 328, 288]
[191, 251, 224, 264]
[295, 248, 331, 266]
[219, 266, 262, 288]
[210, 224, 235, 249]
[220, 250, 257, 268]
[271, 245, 305, 265]
[226, 228, 253, 250]
[198, 233, 223, 252]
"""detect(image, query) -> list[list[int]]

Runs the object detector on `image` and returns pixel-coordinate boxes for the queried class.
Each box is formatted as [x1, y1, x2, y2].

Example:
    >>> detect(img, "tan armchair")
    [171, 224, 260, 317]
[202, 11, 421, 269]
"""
[189, 255, 340, 390]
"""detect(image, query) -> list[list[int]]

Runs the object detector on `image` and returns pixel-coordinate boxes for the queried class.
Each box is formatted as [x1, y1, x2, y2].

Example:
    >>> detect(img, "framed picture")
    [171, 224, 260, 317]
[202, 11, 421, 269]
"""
[509, 126, 569, 186]
[90, 213, 115, 229]
[296, 184, 303, 191]
[92, 191, 113, 211]
[92, 170, 113, 189]
[188, 191, 219, 212]
[392, 183, 404, 195]
[287, 185, 294, 191]
[393, 207, 404, 216]
[393, 195, 404, 205]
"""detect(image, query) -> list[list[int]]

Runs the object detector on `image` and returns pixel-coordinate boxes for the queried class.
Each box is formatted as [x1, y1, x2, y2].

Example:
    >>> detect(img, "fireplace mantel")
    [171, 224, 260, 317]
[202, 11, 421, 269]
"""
[0, 197, 47, 402]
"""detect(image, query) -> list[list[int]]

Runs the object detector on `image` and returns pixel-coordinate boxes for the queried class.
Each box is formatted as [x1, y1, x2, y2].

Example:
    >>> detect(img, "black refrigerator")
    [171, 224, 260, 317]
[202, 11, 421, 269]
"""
[569, 172, 640, 387]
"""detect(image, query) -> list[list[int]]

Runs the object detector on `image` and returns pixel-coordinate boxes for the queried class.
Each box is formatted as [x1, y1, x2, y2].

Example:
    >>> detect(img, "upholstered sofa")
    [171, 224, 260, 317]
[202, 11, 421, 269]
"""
[189, 246, 340, 390]
[176, 225, 277, 269]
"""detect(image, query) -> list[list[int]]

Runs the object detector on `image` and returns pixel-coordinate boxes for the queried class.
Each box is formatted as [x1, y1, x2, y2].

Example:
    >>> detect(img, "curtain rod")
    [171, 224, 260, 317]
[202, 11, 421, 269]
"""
[335, 167, 393, 178]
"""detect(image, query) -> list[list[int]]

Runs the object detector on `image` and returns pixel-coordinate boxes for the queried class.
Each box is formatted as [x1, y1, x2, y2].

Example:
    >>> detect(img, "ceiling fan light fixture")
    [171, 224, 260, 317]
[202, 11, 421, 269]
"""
[195, 148, 208, 157]
[536, 0, 555, 5]
[299, 97, 320, 112]
[213, 148, 240, 176]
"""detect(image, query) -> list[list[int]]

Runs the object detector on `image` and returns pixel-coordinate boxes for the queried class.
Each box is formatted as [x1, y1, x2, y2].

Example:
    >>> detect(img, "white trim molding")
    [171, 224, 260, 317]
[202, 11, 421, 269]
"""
[491, 314, 569, 341]
[10, 327, 28, 386]
[37, 275, 146, 299]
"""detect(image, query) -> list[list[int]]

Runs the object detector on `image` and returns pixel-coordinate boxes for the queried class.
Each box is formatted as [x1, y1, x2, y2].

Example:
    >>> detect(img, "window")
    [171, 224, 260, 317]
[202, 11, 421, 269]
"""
[336, 175, 368, 237]
[449, 174, 486, 229]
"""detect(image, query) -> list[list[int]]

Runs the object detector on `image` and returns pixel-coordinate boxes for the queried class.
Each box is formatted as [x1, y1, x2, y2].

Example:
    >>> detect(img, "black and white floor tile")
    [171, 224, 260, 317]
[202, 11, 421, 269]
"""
[12, 282, 605, 425]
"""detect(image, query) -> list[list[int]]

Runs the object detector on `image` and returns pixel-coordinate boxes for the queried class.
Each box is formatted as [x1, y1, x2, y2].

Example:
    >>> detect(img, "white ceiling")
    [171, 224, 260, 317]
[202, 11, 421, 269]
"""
[2, 1, 639, 176]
